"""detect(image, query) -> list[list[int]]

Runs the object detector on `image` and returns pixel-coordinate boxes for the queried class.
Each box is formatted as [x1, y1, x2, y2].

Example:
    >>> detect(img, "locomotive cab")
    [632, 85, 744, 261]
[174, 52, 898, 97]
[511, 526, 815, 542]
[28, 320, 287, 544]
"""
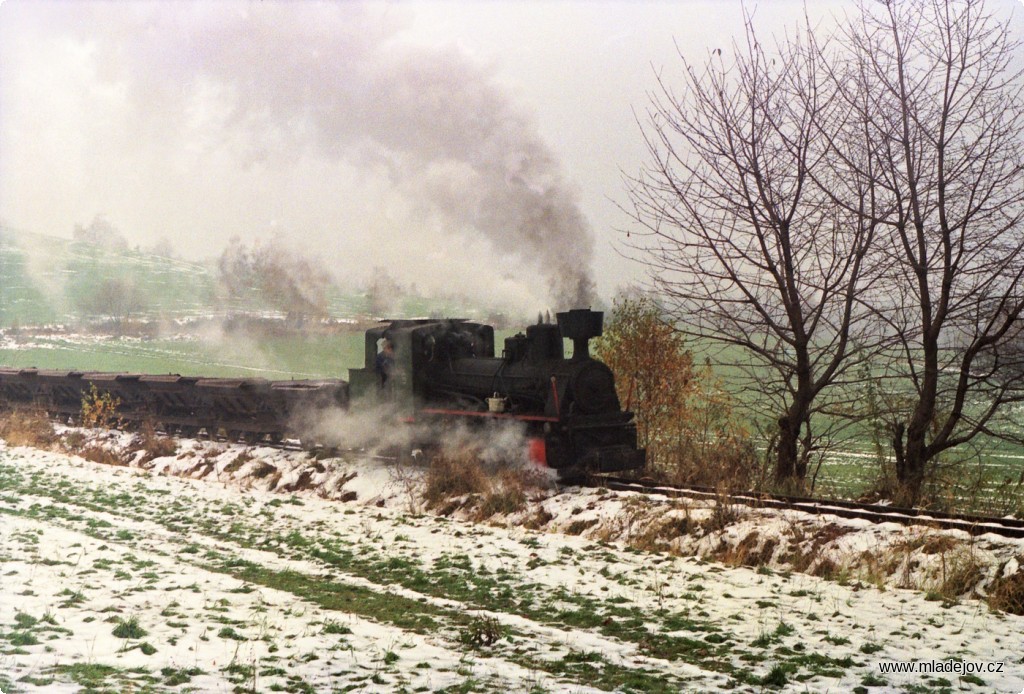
[348, 319, 496, 411]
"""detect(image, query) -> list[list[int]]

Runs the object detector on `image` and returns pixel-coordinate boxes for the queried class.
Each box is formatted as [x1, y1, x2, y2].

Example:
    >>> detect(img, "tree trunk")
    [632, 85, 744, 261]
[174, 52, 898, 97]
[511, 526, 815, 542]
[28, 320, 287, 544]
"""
[775, 349, 813, 485]
[775, 392, 811, 485]
[776, 415, 799, 481]
[894, 365, 937, 505]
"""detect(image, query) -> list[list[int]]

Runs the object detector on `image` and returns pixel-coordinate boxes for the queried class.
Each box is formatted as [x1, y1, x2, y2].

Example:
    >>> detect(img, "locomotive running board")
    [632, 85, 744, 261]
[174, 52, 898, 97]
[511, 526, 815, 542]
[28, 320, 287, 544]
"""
[416, 408, 558, 423]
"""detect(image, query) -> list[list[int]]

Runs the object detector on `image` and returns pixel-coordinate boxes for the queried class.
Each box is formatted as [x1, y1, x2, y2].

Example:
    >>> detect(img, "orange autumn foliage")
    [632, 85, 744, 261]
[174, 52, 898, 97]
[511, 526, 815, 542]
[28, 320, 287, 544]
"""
[593, 297, 755, 488]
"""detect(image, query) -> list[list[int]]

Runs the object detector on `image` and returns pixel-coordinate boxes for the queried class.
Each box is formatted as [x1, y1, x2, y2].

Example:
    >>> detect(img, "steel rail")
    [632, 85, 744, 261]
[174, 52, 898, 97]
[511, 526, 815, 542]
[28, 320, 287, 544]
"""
[593, 475, 1024, 539]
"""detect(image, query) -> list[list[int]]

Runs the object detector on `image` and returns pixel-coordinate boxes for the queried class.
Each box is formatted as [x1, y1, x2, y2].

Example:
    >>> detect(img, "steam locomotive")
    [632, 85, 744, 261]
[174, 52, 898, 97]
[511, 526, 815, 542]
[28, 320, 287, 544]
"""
[0, 309, 645, 477]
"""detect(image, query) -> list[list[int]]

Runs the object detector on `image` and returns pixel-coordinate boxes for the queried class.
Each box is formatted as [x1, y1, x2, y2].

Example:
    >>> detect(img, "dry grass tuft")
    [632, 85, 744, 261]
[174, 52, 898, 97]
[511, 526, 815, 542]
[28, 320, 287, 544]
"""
[80, 443, 128, 467]
[276, 468, 318, 493]
[474, 466, 550, 520]
[223, 449, 254, 474]
[523, 507, 554, 530]
[919, 534, 959, 555]
[854, 548, 897, 589]
[783, 523, 858, 576]
[716, 531, 779, 568]
[987, 564, 1024, 615]
[423, 448, 489, 508]
[934, 548, 983, 601]
[809, 556, 839, 579]
[631, 512, 692, 552]
[565, 518, 600, 535]
[127, 420, 178, 467]
[249, 461, 279, 479]
[0, 409, 56, 448]
[185, 459, 217, 478]
[697, 495, 746, 534]
[477, 484, 527, 520]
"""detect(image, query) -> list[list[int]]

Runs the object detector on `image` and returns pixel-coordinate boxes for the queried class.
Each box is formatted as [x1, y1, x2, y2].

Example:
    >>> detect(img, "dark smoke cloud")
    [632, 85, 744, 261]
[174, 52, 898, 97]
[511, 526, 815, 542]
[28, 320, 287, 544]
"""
[31, 1, 596, 308]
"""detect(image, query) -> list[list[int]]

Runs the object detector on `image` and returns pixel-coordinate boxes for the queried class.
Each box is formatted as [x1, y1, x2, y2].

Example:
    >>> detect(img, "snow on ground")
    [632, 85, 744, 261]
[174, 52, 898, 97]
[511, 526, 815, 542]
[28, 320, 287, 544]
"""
[1, 432, 1024, 693]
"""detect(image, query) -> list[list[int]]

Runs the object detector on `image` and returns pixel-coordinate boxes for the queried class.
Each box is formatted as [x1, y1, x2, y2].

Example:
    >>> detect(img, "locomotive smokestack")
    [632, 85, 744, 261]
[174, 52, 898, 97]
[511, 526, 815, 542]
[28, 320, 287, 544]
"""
[556, 309, 603, 361]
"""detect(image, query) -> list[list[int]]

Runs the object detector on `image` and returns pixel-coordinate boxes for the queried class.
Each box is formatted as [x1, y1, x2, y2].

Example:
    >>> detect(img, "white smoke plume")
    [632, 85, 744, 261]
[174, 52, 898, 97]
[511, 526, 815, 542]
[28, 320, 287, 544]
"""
[1, 2, 596, 310]
[9, 231, 70, 319]
[293, 402, 542, 473]
[292, 402, 416, 455]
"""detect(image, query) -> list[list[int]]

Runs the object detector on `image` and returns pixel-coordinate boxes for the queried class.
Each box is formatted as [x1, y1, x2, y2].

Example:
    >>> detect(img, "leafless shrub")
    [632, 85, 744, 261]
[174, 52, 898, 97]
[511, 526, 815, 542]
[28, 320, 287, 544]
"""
[386, 457, 426, 515]
[218, 236, 332, 326]
[77, 278, 148, 334]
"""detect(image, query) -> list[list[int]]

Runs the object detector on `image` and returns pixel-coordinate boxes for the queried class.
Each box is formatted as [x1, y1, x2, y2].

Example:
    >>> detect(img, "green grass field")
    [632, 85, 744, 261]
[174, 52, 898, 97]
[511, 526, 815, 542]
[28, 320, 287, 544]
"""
[0, 332, 367, 379]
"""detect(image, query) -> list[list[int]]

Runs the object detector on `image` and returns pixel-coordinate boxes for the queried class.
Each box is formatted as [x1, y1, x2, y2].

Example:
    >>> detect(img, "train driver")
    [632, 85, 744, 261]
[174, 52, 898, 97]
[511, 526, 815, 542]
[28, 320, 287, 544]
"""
[375, 338, 395, 389]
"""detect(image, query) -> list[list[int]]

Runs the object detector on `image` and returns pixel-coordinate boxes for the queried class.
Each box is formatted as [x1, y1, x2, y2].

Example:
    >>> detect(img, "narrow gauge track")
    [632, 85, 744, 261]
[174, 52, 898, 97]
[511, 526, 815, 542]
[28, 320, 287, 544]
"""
[596, 476, 1024, 540]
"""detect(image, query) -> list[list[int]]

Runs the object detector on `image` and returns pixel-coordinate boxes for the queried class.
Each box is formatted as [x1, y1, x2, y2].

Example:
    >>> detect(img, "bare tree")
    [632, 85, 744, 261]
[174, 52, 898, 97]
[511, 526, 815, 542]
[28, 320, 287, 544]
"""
[218, 237, 332, 326]
[366, 266, 403, 318]
[78, 277, 147, 334]
[834, 0, 1024, 503]
[625, 15, 879, 487]
[72, 214, 129, 250]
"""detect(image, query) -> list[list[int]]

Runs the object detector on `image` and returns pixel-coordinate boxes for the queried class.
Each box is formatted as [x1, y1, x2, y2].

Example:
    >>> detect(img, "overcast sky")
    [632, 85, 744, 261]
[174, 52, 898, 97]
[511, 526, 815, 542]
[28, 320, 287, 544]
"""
[2, 0, 1019, 312]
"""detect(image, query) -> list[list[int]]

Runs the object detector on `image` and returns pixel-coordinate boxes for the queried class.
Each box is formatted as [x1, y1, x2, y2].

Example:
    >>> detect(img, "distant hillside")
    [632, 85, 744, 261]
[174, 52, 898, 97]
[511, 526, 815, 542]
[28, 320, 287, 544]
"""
[0, 228, 218, 327]
[0, 228, 489, 329]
